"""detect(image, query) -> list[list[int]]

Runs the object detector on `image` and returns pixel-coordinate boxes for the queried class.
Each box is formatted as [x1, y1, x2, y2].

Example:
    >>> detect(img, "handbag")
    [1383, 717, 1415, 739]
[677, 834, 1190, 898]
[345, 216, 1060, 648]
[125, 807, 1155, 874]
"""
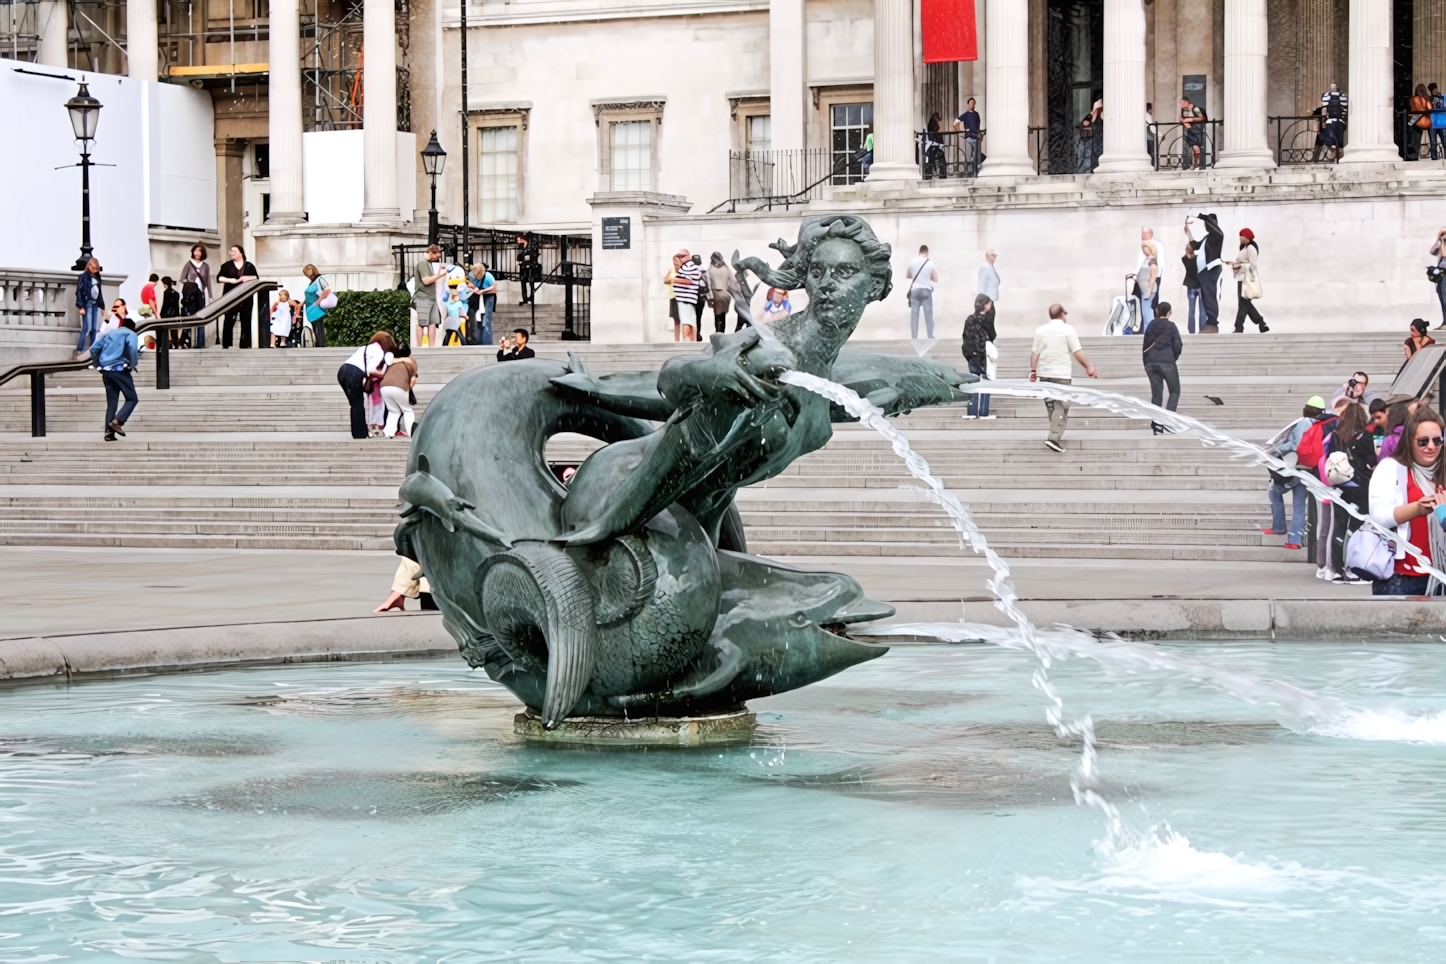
[1242, 279, 1263, 300]
[1429, 265, 1446, 284]
[1346, 525, 1397, 581]
[316, 277, 338, 311]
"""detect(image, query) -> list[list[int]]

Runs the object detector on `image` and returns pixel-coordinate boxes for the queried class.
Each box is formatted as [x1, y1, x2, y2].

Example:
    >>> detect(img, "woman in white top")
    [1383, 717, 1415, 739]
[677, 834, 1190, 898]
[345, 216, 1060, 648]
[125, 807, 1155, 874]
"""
[338, 331, 396, 439]
[1368, 405, 1446, 595]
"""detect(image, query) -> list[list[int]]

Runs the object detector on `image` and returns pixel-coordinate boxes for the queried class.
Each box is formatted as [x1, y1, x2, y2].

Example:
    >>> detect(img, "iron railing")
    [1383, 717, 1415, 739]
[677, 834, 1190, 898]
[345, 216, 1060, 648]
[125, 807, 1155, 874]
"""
[915, 129, 985, 180]
[1149, 119, 1221, 171]
[1397, 109, 1446, 161]
[394, 227, 592, 340]
[1268, 115, 1342, 165]
[1029, 126, 1051, 175]
[718, 149, 841, 212]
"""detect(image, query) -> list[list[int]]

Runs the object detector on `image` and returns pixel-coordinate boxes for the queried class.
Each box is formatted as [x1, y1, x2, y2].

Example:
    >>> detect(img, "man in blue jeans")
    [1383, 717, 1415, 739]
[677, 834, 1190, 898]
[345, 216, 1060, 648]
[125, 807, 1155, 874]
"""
[1265, 395, 1326, 550]
[89, 317, 140, 441]
[74, 258, 104, 357]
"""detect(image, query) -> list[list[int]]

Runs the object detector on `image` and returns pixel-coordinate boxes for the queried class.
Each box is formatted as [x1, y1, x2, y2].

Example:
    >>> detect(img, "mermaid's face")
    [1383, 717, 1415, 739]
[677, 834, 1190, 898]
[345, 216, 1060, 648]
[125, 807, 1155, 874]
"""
[804, 238, 878, 332]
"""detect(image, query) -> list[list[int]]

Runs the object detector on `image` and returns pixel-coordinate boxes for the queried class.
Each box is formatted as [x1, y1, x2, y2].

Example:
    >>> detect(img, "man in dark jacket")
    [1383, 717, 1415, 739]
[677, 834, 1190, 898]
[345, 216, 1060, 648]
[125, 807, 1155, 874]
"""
[961, 294, 995, 418]
[497, 328, 536, 362]
[1187, 212, 1225, 332]
[1142, 301, 1183, 434]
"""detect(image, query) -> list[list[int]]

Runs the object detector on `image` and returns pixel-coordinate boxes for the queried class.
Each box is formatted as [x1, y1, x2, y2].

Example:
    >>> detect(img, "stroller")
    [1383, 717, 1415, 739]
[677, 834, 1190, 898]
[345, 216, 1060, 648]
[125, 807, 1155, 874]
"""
[1103, 278, 1143, 336]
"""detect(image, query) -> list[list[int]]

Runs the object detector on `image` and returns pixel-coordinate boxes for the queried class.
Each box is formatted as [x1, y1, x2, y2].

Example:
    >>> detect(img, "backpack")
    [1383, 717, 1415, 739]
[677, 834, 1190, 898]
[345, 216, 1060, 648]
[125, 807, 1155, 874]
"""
[962, 316, 988, 360]
[1326, 92, 1344, 120]
[181, 281, 203, 316]
[1295, 415, 1336, 476]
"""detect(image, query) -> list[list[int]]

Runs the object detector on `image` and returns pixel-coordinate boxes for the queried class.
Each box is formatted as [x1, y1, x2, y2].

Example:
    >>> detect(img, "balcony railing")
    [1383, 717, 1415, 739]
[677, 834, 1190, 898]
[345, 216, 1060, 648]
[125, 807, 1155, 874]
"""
[915, 129, 985, 180]
[1268, 115, 1342, 165]
[1397, 109, 1446, 161]
[1148, 119, 1221, 171]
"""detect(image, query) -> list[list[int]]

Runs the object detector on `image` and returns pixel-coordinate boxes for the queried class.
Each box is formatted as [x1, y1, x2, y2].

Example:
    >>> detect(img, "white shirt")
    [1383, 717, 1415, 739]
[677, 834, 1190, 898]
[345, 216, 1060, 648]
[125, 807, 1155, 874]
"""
[344, 343, 391, 374]
[906, 257, 937, 291]
[1031, 318, 1083, 379]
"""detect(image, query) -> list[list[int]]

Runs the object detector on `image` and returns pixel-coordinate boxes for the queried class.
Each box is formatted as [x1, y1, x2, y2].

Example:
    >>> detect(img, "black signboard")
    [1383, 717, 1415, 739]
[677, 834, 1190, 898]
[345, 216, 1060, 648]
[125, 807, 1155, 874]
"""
[601, 216, 631, 250]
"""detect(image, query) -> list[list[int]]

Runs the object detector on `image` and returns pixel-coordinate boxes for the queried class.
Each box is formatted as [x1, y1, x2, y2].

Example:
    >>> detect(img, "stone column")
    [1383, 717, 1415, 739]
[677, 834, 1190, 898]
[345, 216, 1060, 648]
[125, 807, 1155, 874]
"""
[267, 0, 305, 224]
[1297, 0, 1337, 116]
[1095, 0, 1151, 173]
[865, 0, 917, 182]
[127, 0, 158, 80]
[1216, 0, 1275, 168]
[36, 0, 67, 68]
[769, 0, 806, 154]
[977, 0, 1033, 177]
[409, 0, 443, 221]
[360, 0, 400, 221]
[1340, 0, 1397, 164]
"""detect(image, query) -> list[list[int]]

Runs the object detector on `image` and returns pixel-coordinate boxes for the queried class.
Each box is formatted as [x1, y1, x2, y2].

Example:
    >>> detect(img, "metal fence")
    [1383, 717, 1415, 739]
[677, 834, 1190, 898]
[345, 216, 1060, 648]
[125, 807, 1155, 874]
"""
[916, 130, 985, 180]
[1148, 119, 1221, 171]
[394, 226, 592, 340]
[1397, 110, 1446, 161]
[1268, 115, 1342, 165]
[718, 149, 839, 212]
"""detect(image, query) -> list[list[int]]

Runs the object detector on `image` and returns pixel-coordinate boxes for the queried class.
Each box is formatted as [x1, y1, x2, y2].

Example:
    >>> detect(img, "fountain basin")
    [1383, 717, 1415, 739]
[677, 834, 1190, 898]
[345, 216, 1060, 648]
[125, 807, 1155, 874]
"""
[1, 642, 1444, 960]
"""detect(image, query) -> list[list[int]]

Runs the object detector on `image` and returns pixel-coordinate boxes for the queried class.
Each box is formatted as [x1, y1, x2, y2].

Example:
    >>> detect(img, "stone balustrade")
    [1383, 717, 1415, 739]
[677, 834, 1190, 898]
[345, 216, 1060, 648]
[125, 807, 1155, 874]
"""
[0, 268, 125, 365]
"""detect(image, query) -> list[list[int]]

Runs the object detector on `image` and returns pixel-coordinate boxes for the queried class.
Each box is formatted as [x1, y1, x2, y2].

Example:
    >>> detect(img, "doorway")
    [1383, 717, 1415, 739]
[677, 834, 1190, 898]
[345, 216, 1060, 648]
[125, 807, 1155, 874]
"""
[1046, 0, 1103, 174]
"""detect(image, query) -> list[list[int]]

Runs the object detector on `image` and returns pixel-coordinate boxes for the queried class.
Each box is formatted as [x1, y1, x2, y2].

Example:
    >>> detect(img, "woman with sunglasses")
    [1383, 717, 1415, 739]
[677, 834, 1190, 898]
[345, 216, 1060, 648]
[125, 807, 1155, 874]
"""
[1368, 407, 1446, 595]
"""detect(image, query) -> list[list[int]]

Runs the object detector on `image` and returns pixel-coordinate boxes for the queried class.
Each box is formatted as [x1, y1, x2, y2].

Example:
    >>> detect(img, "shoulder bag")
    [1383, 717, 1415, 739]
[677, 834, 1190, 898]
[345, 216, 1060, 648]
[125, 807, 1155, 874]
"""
[1346, 524, 1397, 581]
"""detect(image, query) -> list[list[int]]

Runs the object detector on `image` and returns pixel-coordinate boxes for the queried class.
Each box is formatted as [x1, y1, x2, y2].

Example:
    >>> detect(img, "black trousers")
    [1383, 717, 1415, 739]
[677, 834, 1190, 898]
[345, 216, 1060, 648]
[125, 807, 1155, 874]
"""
[1198, 267, 1221, 330]
[714, 309, 729, 333]
[223, 301, 253, 349]
[1144, 360, 1181, 411]
[311, 317, 327, 347]
[338, 364, 368, 439]
[1234, 284, 1266, 331]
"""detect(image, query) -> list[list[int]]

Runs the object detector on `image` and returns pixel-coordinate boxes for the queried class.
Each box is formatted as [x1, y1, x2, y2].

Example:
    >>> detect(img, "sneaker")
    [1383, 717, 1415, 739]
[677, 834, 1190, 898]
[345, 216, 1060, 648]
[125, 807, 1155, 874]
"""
[961, 414, 977, 420]
[1257, 323, 1270, 333]
[977, 415, 997, 419]
[1261, 528, 1277, 536]
[1315, 567, 1332, 580]
[1283, 543, 1301, 550]
[1044, 439, 1065, 453]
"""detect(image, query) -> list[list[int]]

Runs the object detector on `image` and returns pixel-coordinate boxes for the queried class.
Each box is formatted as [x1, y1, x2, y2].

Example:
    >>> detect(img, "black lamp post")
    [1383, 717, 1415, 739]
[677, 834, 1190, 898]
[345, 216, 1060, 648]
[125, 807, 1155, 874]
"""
[65, 80, 102, 271]
[421, 130, 446, 246]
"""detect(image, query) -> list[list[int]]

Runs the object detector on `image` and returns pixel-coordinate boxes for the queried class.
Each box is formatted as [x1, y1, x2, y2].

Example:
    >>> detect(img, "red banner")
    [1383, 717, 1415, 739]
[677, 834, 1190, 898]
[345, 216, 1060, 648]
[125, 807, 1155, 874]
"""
[922, 0, 978, 63]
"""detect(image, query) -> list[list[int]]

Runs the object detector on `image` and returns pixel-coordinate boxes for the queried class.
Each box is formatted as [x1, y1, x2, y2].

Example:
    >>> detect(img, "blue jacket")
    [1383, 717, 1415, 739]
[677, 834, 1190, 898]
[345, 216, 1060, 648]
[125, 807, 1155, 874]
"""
[90, 326, 139, 372]
[75, 270, 102, 309]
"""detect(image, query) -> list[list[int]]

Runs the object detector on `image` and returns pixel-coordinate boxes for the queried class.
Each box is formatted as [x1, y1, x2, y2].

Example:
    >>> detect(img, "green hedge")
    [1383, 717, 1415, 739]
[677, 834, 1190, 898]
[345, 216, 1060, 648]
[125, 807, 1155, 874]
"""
[325, 289, 412, 347]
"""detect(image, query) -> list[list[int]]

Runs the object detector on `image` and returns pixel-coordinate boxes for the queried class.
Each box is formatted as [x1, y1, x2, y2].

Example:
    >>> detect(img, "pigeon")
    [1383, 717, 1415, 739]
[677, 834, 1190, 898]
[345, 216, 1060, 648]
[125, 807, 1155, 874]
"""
[1204, 395, 1225, 406]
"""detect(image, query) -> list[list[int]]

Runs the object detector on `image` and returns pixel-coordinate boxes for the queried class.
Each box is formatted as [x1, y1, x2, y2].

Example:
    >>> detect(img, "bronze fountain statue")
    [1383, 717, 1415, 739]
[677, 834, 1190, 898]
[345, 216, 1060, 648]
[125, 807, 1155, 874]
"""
[394, 215, 977, 732]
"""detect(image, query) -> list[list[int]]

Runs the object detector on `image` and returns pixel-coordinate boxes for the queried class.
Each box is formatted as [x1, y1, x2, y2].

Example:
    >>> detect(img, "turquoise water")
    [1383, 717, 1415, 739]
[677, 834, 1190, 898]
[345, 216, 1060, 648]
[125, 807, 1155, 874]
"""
[1, 645, 1446, 960]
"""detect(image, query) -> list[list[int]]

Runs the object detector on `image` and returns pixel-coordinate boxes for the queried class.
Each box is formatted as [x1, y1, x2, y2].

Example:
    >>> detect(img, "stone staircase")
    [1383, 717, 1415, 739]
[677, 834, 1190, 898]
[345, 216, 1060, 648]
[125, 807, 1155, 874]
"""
[0, 332, 1407, 558]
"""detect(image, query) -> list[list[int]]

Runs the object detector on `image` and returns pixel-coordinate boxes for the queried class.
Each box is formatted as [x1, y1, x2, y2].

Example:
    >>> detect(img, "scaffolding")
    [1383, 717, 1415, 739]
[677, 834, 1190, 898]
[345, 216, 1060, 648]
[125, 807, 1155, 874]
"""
[0, 0, 129, 73]
[0, 0, 410, 131]
[299, 0, 409, 132]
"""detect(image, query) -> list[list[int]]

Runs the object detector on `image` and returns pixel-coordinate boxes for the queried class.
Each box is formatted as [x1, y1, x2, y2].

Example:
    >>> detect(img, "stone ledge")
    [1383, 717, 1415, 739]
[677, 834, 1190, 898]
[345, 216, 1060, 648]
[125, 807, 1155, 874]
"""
[888, 598, 1446, 640]
[0, 612, 457, 684]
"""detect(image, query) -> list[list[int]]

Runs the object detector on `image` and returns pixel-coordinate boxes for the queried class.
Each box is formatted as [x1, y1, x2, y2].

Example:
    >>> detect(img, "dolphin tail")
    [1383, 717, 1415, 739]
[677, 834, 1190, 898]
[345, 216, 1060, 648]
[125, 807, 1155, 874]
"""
[479, 543, 596, 728]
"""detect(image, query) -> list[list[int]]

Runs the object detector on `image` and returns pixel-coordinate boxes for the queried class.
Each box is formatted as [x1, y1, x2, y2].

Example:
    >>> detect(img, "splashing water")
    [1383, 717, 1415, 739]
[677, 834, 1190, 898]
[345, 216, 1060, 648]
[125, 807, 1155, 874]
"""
[779, 370, 1121, 835]
[968, 378, 1446, 585]
[780, 369, 1446, 871]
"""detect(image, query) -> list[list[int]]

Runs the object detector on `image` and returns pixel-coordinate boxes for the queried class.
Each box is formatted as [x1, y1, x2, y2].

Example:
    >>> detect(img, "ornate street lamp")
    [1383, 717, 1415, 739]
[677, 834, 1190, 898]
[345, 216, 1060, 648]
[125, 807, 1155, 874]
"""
[421, 130, 446, 246]
[65, 80, 102, 271]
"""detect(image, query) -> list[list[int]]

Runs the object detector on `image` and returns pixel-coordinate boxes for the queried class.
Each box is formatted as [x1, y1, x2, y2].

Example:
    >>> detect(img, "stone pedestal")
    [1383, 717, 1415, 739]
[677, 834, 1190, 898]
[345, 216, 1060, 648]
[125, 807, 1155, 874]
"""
[514, 710, 756, 746]
[252, 221, 424, 295]
[586, 191, 693, 344]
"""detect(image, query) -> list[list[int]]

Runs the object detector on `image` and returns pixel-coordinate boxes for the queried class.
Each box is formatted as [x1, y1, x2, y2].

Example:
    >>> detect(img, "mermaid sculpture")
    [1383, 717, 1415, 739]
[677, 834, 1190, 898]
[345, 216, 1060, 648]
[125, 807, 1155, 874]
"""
[394, 215, 977, 729]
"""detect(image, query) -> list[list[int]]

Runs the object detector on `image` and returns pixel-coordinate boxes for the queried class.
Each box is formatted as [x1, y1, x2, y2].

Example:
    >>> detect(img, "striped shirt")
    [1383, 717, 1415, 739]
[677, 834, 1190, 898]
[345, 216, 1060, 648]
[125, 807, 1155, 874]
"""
[673, 261, 703, 305]
[1321, 90, 1347, 121]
